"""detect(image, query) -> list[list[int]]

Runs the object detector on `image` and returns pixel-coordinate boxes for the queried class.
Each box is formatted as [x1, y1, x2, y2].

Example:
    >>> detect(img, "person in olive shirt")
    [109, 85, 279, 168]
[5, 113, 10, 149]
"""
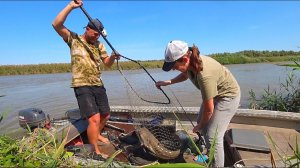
[156, 40, 240, 167]
[52, 0, 119, 160]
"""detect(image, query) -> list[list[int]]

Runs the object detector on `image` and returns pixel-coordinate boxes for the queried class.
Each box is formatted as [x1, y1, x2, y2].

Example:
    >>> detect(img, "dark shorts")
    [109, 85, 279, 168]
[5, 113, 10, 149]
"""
[74, 86, 110, 119]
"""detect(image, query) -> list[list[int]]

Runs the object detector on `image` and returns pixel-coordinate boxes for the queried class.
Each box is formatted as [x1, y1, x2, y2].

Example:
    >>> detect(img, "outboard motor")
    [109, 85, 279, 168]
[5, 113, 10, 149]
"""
[18, 108, 47, 130]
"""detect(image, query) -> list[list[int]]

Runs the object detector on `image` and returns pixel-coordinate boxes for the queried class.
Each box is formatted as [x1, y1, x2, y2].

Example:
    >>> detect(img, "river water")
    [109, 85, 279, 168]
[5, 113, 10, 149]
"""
[0, 62, 298, 134]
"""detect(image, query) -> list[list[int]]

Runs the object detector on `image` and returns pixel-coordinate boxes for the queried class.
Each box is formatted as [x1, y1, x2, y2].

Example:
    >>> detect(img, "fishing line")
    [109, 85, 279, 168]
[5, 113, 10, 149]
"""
[74, 0, 170, 104]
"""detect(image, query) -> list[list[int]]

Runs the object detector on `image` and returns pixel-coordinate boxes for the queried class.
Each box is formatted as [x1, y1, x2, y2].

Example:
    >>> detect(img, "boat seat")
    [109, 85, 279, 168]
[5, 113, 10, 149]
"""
[228, 128, 271, 153]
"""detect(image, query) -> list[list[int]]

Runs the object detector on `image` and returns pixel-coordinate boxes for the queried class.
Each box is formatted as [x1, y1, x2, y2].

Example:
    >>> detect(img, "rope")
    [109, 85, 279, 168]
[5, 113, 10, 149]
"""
[116, 60, 170, 104]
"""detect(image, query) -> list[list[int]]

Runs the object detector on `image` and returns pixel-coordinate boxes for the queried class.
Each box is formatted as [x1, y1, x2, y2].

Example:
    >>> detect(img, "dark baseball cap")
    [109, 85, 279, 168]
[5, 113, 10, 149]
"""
[87, 18, 104, 32]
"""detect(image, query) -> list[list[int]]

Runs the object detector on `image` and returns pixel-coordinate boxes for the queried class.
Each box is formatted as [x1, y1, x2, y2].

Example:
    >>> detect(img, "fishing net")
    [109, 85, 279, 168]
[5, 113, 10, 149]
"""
[116, 60, 182, 161]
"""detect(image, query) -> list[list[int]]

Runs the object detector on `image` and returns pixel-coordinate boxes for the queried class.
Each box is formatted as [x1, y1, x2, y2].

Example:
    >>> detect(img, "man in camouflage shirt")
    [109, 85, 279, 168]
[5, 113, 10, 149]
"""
[52, 0, 119, 159]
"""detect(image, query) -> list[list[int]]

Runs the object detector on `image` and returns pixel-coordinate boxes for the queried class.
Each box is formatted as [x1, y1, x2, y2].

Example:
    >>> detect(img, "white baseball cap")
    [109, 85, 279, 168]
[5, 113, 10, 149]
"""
[162, 40, 189, 71]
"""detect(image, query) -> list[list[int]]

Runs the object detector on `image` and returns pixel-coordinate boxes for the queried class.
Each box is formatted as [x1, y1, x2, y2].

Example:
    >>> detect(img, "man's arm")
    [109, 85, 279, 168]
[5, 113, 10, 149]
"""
[102, 52, 120, 68]
[52, 0, 83, 42]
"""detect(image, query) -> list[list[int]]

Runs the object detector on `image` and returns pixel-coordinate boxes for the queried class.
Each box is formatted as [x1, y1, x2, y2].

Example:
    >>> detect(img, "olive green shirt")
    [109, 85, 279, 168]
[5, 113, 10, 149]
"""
[67, 32, 108, 87]
[187, 55, 240, 101]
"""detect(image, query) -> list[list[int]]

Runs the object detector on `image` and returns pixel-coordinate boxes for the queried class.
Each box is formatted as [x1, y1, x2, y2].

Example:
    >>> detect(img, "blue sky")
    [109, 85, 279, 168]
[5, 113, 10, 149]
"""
[1, 1, 300, 65]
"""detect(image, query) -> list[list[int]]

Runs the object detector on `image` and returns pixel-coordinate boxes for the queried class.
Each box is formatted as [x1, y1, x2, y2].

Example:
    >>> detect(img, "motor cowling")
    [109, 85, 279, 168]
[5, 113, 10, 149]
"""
[18, 108, 46, 130]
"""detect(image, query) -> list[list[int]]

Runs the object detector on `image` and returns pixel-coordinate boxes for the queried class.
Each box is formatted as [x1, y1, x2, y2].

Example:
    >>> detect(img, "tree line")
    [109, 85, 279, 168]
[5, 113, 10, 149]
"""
[1, 50, 300, 76]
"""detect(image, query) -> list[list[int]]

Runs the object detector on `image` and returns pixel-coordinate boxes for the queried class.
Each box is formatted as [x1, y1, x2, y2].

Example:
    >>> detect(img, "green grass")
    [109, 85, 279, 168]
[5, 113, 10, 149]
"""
[0, 128, 130, 167]
[1, 50, 300, 76]
[0, 128, 74, 167]
[212, 55, 300, 65]
[145, 163, 204, 167]
[248, 61, 300, 112]
[267, 133, 300, 167]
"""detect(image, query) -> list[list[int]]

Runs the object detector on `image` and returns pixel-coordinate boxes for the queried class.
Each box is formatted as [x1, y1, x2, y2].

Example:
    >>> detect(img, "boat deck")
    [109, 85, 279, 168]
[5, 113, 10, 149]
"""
[56, 106, 299, 167]
[179, 121, 299, 167]
[229, 123, 299, 167]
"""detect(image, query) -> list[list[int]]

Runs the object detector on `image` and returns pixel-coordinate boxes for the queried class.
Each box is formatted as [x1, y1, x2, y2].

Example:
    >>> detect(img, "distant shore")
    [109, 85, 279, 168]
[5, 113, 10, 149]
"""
[1, 50, 300, 76]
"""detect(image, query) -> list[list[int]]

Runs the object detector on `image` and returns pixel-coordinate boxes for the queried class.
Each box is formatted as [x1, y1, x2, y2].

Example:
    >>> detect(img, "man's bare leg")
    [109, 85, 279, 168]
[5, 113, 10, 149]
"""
[87, 113, 102, 154]
[98, 113, 110, 144]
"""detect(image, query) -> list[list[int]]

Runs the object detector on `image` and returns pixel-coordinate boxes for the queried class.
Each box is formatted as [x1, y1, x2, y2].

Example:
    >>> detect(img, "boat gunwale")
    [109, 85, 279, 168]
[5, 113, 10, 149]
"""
[109, 106, 300, 130]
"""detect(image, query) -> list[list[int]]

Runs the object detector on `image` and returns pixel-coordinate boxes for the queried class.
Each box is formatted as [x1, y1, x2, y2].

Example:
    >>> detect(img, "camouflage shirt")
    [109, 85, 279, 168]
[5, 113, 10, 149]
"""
[67, 32, 108, 87]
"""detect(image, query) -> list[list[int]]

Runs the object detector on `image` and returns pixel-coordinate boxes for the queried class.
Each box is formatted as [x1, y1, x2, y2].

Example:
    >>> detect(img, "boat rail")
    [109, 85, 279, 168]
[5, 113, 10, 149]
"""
[110, 106, 300, 130]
